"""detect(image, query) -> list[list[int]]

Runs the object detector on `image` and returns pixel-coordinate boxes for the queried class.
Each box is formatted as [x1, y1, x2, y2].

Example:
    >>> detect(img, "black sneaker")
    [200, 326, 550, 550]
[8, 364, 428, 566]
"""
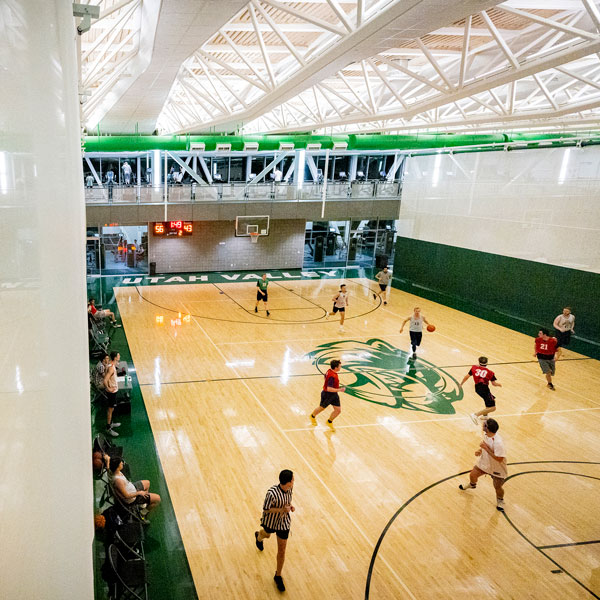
[373, 293, 376, 300]
[547, 383, 555, 390]
[254, 531, 263, 551]
[254, 307, 258, 313]
[384, 301, 387, 305]
[267, 311, 270, 316]
[459, 483, 476, 490]
[274, 575, 285, 592]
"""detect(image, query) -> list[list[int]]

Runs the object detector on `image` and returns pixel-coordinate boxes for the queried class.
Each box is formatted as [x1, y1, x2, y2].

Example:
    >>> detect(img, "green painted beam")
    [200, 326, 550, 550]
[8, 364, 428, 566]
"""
[83, 132, 600, 153]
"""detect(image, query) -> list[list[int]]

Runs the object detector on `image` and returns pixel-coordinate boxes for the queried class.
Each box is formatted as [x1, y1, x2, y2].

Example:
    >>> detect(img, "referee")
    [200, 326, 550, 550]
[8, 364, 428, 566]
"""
[254, 469, 295, 592]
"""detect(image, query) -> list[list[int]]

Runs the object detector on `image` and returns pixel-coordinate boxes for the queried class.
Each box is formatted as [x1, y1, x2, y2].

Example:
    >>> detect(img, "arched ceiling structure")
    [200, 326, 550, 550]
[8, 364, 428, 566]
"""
[78, 0, 600, 135]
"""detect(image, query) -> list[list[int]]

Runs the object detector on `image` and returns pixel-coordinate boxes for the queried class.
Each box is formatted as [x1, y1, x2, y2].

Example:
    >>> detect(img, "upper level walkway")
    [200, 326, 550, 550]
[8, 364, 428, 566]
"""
[85, 181, 402, 205]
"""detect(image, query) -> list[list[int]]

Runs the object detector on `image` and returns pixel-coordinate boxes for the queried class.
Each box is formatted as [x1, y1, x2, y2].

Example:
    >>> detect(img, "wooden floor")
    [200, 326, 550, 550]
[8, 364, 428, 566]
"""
[115, 278, 600, 599]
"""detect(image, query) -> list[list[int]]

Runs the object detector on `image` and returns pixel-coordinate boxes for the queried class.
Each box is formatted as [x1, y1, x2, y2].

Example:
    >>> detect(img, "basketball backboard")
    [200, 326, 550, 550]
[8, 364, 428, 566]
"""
[235, 216, 270, 237]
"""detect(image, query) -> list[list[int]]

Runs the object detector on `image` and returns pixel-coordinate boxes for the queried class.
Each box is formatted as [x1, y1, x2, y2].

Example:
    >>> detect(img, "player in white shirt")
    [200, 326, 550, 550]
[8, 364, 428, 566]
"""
[553, 306, 575, 349]
[458, 418, 507, 512]
[327, 284, 348, 332]
[399, 307, 431, 360]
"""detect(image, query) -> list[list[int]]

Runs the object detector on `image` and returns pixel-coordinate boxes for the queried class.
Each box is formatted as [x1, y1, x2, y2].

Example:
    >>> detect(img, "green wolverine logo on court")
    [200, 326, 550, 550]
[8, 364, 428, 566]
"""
[308, 338, 463, 414]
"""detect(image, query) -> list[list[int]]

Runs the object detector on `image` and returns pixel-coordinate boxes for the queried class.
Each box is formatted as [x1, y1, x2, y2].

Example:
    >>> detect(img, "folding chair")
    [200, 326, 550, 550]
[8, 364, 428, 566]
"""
[107, 544, 148, 600]
[114, 522, 145, 560]
[89, 314, 110, 356]
[94, 433, 124, 459]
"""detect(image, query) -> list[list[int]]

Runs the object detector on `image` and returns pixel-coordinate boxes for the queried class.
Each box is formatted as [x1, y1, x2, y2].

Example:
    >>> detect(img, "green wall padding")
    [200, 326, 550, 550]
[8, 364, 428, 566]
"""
[392, 237, 600, 360]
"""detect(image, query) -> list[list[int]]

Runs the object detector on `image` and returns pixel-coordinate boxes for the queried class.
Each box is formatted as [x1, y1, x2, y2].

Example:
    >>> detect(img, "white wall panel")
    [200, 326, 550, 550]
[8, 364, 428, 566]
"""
[0, 1, 93, 598]
[400, 147, 600, 272]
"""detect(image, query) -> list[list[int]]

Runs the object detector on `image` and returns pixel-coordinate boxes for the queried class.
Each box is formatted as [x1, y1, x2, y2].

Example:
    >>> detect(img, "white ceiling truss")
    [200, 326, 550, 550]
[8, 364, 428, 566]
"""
[80, 0, 600, 136]
[78, 0, 147, 128]
[242, 2, 600, 134]
[157, 0, 407, 133]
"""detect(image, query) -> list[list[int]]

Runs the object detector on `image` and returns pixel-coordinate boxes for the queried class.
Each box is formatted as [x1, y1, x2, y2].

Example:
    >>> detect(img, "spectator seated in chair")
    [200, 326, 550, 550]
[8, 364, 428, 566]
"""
[105, 455, 161, 514]
[88, 298, 121, 328]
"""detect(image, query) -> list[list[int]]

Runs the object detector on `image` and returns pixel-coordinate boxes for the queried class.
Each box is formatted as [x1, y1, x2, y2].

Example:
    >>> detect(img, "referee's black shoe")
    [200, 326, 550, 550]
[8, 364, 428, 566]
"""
[274, 574, 285, 592]
[254, 531, 263, 551]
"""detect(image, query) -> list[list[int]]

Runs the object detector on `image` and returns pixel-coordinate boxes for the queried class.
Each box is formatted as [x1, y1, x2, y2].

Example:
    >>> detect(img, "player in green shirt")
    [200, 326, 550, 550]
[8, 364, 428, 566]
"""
[255, 273, 270, 317]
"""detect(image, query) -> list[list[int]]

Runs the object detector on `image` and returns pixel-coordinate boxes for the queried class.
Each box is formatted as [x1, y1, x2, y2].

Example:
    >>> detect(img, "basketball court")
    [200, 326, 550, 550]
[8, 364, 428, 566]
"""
[114, 276, 600, 599]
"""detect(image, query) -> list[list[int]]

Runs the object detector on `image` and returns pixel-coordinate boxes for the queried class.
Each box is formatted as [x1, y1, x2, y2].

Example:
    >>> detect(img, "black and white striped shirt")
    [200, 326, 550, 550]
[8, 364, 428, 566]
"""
[261, 484, 293, 531]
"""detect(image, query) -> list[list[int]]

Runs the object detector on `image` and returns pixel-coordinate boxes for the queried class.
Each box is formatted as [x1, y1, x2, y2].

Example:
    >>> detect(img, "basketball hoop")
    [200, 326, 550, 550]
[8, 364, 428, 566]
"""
[250, 232, 259, 244]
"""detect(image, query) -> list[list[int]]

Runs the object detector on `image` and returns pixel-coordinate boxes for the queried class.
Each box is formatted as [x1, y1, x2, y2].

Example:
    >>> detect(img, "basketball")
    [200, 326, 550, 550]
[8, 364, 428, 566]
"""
[427, 324, 436, 332]
[92, 451, 103, 472]
[94, 514, 106, 530]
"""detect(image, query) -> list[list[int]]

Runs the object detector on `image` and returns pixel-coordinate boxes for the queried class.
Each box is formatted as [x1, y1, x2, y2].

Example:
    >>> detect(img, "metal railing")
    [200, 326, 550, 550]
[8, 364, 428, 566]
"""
[84, 181, 401, 204]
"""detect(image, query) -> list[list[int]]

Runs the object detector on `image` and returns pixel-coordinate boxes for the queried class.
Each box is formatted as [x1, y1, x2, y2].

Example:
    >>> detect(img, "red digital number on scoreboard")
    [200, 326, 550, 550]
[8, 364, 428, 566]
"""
[154, 221, 193, 236]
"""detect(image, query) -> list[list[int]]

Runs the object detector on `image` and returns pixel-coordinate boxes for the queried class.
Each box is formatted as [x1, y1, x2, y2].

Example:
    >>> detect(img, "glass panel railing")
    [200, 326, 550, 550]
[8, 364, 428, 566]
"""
[84, 180, 400, 204]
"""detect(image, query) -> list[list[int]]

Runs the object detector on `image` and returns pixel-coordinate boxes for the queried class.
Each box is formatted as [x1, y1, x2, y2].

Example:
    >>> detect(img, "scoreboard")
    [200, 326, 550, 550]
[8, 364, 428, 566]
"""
[153, 221, 193, 236]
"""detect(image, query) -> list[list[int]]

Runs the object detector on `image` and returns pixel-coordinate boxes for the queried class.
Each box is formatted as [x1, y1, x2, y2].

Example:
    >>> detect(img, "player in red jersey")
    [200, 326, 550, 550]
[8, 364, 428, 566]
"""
[310, 359, 345, 429]
[534, 328, 561, 390]
[459, 356, 502, 426]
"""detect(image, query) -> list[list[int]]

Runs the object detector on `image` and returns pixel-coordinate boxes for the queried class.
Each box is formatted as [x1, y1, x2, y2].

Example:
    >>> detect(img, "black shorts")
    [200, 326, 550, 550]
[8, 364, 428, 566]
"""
[262, 525, 289, 540]
[332, 305, 345, 313]
[555, 329, 571, 348]
[320, 390, 340, 408]
[105, 391, 118, 408]
[133, 481, 150, 504]
[257, 291, 268, 302]
[475, 383, 496, 407]
[379, 284, 387, 291]
[409, 331, 422, 347]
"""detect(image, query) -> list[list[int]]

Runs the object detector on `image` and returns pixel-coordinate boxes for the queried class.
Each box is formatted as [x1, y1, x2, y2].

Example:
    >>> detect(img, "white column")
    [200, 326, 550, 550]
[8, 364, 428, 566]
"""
[0, 2, 94, 599]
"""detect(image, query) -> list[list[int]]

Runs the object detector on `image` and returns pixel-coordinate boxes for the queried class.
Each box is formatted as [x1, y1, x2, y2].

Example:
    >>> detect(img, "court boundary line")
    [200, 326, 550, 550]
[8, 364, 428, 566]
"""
[283, 406, 600, 432]
[137, 357, 590, 389]
[271, 280, 335, 315]
[134, 277, 383, 325]
[213, 282, 326, 323]
[501, 470, 600, 600]
[365, 461, 600, 600]
[180, 302, 418, 600]
[139, 373, 321, 387]
[538, 539, 600, 550]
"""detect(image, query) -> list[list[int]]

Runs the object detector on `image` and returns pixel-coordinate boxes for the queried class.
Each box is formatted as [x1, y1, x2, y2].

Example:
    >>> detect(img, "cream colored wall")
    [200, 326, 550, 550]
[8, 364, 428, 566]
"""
[400, 146, 600, 273]
[0, 1, 94, 598]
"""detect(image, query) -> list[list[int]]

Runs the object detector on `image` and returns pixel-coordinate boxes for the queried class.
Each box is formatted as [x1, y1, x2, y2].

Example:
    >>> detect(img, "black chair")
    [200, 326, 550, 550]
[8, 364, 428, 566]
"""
[89, 313, 110, 356]
[114, 521, 145, 559]
[94, 433, 124, 459]
[107, 544, 148, 600]
[103, 469, 149, 527]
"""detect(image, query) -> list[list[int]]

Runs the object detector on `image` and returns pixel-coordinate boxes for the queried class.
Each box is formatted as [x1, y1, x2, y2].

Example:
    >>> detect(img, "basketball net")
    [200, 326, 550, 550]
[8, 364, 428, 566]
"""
[250, 232, 259, 244]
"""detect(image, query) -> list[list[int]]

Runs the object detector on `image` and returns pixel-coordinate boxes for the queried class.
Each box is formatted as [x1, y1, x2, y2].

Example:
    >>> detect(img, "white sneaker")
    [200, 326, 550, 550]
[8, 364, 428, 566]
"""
[110, 422, 121, 428]
[339, 327, 345, 333]
[107, 428, 119, 437]
[469, 413, 478, 426]
[496, 498, 505, 512]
